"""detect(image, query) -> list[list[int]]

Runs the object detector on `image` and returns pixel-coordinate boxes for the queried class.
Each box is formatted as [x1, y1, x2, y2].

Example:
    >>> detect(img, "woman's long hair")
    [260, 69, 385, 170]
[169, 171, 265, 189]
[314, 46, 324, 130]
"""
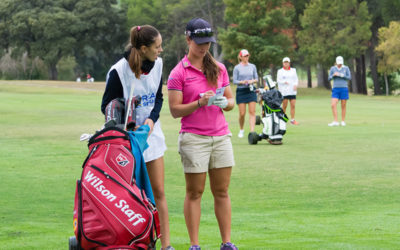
[128, 25, 160, 78]
[202, 51, 220, 87]
[237, 54, 243, 64]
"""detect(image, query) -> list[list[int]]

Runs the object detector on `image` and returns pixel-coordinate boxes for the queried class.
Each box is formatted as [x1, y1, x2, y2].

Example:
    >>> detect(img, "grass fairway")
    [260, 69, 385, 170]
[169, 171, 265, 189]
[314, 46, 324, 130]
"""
[0, 80, 399, 249]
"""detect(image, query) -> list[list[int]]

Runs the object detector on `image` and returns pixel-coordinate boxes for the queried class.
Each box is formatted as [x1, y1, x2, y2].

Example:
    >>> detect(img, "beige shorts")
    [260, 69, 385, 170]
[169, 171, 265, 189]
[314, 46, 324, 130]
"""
[178, 132, 235, 173]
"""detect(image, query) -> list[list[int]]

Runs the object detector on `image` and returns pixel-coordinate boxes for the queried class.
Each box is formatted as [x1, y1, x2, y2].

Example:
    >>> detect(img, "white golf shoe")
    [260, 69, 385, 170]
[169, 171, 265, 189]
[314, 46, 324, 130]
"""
[328, 121, 339, 127]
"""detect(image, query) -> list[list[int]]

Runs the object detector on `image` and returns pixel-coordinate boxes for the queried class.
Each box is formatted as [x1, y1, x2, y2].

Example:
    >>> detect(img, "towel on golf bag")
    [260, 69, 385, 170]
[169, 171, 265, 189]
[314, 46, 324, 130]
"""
[262, 89, 283, 109]
[73, 126, 160, 250]
[128, 125, 155, 205]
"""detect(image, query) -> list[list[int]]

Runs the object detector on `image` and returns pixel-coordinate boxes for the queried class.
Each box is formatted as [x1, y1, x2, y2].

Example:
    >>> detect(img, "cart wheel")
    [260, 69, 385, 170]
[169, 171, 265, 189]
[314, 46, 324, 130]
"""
[255, 115, 261, 125]
[69, 236, 80, 250]
[248, 132, 259, 145]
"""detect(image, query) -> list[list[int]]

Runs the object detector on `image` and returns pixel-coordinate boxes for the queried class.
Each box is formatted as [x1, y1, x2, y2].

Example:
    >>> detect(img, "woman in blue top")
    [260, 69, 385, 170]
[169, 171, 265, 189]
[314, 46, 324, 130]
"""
[327, 56, 351, 127]
[232, 49, 258, 138]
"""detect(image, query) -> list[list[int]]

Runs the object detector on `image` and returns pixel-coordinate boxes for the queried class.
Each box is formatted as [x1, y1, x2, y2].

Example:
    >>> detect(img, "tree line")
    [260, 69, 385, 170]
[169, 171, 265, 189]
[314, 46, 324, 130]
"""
[1, 0, 399, 95]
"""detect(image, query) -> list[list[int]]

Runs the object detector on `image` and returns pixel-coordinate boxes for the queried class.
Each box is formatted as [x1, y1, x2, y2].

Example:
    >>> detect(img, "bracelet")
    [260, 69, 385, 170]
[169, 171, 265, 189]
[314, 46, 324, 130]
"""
[197, 99, 201, 108]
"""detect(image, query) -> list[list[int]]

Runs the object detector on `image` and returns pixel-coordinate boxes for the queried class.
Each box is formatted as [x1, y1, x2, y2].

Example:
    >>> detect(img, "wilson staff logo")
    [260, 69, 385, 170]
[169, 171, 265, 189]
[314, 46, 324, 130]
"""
[116, 153, 129, 167]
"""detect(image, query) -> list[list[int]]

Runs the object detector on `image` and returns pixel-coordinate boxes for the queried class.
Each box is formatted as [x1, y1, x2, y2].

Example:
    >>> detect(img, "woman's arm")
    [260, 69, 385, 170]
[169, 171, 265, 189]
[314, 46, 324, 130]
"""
[328, 67, 335, 81]
[233, 66, 240, 84]
[101, 69, 124, 114]
[252, 64, 259, 84]
[222, 85, 235, 111]
[148, 77, 163, 123]
[168, 89, 213, 118]
[293, 68, 299, 85]
[344, 67, 352, 80]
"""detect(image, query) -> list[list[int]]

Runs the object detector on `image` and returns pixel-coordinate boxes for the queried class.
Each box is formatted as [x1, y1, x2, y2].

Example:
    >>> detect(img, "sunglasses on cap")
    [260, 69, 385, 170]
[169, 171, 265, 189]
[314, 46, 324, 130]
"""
[185, 28, 214, 38]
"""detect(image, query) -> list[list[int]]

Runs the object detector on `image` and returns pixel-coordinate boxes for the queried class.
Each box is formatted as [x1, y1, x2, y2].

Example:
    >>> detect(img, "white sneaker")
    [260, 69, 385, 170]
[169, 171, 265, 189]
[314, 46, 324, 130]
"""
[238, 130, 244, 138]
[341, 121, 346, 126]
[328, 121, 339, 127]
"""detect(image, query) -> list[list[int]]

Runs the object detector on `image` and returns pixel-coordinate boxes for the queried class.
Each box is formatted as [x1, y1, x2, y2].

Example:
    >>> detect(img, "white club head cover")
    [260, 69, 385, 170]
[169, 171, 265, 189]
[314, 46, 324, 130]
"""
[80, 133, 92, 141]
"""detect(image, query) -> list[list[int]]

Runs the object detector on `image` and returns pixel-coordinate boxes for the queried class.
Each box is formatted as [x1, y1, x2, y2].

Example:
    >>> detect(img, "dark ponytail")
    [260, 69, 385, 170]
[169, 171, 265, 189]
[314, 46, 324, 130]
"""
[203, 51, 220, 87]
[128, 25, 160, 78]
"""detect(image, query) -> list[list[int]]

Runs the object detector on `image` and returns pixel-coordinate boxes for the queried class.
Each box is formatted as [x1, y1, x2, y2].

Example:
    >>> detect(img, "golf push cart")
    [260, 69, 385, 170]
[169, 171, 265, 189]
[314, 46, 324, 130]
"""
[248, 75, 288, 145]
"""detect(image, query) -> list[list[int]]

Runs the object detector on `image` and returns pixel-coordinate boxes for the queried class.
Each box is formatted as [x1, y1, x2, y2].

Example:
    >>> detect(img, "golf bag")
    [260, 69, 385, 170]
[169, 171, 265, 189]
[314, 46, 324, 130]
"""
[260, 89, 288, 142]
[249, 75, 288, 145]
[72, 126, 160, 250]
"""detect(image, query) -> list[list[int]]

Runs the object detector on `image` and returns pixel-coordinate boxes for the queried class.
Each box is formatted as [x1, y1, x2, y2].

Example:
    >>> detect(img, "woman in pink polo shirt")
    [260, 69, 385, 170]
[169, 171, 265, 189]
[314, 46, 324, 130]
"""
[167, 18, 237, 250]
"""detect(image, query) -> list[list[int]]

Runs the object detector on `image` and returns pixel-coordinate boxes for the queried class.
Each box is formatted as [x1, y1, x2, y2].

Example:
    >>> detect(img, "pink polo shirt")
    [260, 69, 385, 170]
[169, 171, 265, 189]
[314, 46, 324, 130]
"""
[167, 55, 231, 136]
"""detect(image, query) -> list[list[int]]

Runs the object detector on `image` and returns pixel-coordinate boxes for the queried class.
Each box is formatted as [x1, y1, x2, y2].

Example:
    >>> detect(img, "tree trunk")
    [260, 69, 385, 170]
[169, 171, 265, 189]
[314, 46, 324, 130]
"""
[317, 64, 330, 89]
[369, 21, 382, 95]
[368, 47, 380, 95]
[355, 57, 363, 93]
[269, 65, 277, 81]
[316, 64, 324, 88]
[307, 65, 312, 88]
[360, 54, 367, 95]
[258, 69, 264, 88]
[349, 59, 356, 93]
[354, 56, 367, 95]
[322, 68, 330, 89]
[384, 72, 389, 96]
[48, 64, 58, 80]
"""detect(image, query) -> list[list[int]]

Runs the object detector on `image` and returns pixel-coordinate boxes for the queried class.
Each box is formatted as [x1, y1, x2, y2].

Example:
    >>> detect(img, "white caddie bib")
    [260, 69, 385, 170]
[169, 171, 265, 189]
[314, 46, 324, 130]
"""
[107, 57, 166, 162]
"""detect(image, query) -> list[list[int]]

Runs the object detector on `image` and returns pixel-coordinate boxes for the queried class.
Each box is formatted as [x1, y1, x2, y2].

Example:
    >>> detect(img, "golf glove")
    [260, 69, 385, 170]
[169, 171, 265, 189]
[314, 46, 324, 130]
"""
[212, 96, 228, 109]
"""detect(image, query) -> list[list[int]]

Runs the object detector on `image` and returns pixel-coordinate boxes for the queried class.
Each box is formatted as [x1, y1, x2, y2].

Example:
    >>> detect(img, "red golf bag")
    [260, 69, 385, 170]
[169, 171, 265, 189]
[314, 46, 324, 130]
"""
[72, 127, 160, 250]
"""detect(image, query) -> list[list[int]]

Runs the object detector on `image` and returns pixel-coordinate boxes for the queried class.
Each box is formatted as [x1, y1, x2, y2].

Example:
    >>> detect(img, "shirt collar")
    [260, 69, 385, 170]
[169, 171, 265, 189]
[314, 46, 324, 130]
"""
[182, 55, 203, 73]
[182, 55, 191, 68]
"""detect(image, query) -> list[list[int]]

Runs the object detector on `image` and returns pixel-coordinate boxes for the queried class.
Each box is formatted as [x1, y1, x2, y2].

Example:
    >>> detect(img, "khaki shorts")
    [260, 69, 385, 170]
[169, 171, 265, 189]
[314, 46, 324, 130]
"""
[178, 132, 235, 173]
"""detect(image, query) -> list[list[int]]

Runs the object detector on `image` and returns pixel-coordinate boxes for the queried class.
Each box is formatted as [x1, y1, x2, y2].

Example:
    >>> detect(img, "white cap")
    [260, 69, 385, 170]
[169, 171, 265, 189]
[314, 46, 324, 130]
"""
[282, 57, 290, 63]
[239, 49, 249, 56]
[336, 56, 344, 65]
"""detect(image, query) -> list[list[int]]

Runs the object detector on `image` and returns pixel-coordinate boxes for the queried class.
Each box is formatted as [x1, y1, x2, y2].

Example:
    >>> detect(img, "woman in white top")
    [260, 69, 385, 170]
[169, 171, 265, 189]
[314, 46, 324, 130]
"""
[101, 25, 173, 250]
[277, 57, 299, 125]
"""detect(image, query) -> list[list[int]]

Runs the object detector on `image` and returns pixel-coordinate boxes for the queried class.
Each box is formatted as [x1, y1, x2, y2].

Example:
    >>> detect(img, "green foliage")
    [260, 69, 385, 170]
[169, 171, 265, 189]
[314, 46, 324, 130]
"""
[73, 0, 127, 81]
[375, 21, 400, 94]
[220, 0, 295, 74]
[298, 0, 371, 67]
[376, 21, 400, 74]
[0, 0, 126, 80]
[380, 0, 400, 25]
[57, 56, 78, 81]
[123, 0, 163, 26]
[378, 72, 400, 95]
[367, 71, 400, 95]
[0, 0, 82, 79]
